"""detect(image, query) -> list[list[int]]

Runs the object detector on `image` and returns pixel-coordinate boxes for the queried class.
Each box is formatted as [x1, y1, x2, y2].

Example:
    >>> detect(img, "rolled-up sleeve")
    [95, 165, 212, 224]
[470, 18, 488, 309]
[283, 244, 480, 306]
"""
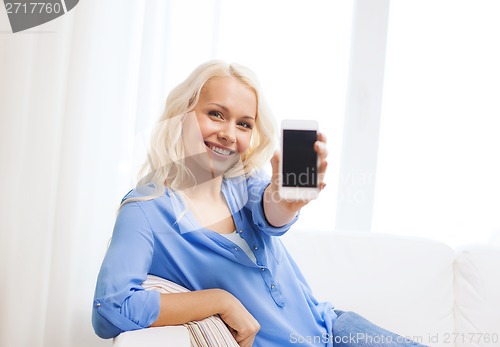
[92, 201, 160, 339]
[245, 172, 298, 236]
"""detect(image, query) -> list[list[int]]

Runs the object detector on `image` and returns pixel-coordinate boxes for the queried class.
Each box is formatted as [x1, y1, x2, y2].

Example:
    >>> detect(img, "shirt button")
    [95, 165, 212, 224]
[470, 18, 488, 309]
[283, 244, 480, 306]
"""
[271, 284, 275, 289]
[253, 245, 258, 250]
[96, 303, 101, 307]
[261, 268, 265, 271]
[239, 229, 243, 234]
[234, 248, 239, 251]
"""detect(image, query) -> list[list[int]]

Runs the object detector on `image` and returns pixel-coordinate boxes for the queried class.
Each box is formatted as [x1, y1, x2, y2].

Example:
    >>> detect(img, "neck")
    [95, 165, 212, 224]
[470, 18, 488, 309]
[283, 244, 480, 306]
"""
[176, 151, 230, 196]
[180, 174, 223, 200]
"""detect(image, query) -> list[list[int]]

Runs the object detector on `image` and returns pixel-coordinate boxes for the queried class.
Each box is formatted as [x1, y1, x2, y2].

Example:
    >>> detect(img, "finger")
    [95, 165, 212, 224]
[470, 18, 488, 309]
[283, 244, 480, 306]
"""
[237, 336, 255, 347]
[270, 150, 279, 169]
[318, 158, 328, 174]
[235, 332, 254, 346]
[318, 160, 327, 190]
[270, 150, 280, 184]
[317, 131, 327, 144]
[314, 141, 328, 159]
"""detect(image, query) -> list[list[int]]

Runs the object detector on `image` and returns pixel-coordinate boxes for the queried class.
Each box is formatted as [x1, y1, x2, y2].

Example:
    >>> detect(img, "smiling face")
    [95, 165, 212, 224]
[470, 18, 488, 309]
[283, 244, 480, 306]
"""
[183, 76, 257, 177]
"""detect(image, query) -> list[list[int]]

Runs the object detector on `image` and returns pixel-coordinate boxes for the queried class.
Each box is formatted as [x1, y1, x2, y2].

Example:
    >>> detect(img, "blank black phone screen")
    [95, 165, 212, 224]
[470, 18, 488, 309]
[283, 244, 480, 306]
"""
[282, 130, 317, 187]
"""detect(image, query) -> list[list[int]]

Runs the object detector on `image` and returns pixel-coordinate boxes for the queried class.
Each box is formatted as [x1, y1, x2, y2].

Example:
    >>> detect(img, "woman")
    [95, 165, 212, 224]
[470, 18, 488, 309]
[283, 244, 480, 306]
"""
[92, 61, 425, 347]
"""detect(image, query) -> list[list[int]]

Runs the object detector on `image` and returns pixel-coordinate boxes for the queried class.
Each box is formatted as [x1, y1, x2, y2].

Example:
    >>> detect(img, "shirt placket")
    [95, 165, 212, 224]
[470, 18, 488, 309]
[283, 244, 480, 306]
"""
[224, 180, 286, 307]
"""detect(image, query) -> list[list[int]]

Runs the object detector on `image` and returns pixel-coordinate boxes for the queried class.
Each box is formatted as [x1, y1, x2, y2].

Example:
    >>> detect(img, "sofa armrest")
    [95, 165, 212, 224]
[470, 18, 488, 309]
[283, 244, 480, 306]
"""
[113, 326, 190, 347]
[454, 244, 500, 347]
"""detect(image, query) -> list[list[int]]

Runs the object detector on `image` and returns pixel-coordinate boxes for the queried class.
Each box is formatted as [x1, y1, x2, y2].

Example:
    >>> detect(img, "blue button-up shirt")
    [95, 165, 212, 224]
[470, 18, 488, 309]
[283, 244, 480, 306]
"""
[92, 172, 337, 346]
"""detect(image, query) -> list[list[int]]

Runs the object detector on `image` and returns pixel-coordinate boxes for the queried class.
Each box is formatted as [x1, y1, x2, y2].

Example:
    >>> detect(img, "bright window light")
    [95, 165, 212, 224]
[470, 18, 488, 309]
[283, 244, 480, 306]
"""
[373, 0, 500, 246]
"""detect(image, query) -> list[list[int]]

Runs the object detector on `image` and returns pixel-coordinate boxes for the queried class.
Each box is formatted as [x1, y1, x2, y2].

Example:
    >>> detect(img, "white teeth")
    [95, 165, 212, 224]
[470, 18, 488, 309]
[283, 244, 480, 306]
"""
[209, 144, 231, 156]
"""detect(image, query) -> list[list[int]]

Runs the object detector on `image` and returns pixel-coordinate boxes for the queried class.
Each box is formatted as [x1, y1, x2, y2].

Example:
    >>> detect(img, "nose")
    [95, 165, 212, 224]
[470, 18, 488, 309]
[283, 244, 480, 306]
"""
[218, 123, 236, 144]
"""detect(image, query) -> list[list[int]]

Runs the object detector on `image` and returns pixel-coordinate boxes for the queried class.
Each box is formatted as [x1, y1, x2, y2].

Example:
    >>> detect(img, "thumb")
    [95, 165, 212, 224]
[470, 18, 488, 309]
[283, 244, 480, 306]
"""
[270, 150, 280, 185]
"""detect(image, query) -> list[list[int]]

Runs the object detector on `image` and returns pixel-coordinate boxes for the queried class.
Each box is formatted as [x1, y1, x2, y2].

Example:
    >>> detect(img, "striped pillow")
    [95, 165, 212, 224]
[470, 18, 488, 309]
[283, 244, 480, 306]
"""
[142, 275, 239, 347]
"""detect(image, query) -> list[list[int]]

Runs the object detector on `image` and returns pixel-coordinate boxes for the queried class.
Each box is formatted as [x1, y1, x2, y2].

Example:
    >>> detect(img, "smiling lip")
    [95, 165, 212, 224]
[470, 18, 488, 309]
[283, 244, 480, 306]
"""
[204, 142, 236, 157]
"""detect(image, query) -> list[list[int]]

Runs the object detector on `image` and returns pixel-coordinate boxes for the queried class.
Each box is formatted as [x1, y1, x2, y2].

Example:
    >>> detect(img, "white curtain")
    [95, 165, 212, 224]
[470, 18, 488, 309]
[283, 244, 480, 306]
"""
[0, 1, 171, 345]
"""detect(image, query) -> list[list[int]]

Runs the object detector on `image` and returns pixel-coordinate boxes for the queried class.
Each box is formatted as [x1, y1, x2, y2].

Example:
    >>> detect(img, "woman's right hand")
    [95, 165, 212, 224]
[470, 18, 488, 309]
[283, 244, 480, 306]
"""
[218, 292, 260, 347]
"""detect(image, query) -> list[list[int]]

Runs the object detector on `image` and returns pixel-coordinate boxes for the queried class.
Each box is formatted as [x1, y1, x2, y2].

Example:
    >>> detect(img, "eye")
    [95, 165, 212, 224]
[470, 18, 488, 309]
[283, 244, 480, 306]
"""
[208, 110, 223, 119]
[237, 121, 253, 130]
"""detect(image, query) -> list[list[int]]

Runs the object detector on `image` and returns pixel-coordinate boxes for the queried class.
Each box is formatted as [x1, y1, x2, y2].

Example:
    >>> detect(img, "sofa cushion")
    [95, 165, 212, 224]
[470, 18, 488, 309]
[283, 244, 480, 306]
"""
[282, 231, 455, 347]
[454, 244, 500, 347]
[141, 275, 239, 347]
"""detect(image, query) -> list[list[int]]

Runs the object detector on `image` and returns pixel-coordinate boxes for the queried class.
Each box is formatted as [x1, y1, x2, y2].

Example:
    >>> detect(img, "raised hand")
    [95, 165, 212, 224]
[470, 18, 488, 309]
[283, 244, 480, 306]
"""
[263, 131, 328, 227]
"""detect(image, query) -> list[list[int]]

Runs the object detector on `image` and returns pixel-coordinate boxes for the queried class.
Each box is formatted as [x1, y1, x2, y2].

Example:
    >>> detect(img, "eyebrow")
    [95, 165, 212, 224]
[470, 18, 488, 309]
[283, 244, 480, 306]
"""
[208, 102, 256, 120]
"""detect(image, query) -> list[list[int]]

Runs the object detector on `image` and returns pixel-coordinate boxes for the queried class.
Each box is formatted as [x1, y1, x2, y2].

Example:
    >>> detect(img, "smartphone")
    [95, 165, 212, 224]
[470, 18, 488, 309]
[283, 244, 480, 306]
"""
[279, 119, 319, 200]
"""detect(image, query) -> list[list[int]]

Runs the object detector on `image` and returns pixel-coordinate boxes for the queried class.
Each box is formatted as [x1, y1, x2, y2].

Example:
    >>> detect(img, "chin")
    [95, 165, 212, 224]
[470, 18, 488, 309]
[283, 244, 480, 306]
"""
[209, 153, 241, 176]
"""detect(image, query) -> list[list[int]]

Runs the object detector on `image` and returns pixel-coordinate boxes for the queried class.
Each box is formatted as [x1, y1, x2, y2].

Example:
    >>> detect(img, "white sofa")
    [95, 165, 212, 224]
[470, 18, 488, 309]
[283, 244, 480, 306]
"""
[114, 231, 500, 347]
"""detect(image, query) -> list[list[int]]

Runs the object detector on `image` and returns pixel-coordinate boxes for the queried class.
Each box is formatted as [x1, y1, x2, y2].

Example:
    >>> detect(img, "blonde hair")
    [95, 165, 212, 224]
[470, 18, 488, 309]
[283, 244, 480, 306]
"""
[122, 60, 277, 206]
